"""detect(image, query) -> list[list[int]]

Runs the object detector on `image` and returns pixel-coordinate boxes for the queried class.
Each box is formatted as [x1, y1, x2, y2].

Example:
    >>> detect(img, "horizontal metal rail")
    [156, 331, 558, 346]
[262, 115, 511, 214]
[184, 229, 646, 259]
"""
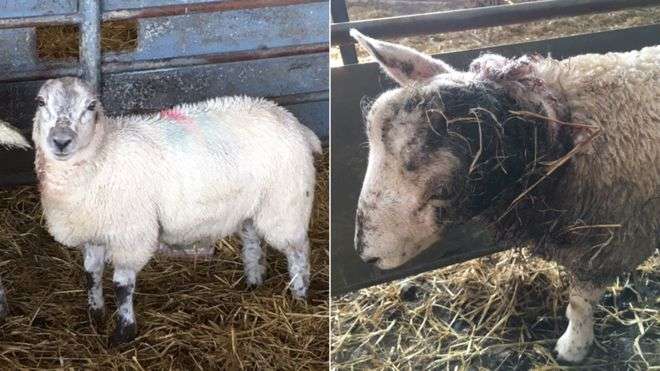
[0, 0, 324, 29]
[0, 43, 328, 83]
[270, 90, 328, 105]
[0, 13, 81, 29]
[0, 0, 328, 87]
[103, 43, 328, 73]
[104, 0, 323, 21]
[331, 0, 660, 45]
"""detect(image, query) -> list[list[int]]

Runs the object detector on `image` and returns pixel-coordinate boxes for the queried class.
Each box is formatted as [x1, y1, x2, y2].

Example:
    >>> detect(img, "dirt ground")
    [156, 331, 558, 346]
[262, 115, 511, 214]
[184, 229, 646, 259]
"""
[331, 1, 659, 370]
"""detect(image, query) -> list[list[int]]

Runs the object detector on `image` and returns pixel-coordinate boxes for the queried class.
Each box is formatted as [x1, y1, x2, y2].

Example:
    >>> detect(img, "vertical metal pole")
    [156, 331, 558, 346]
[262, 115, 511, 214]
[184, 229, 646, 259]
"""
[80, 0, 102, 95]
[330, 0, 358, 65]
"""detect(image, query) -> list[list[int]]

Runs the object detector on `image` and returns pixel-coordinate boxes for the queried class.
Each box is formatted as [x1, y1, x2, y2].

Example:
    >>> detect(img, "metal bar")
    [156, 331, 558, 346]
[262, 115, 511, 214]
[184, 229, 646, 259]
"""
[80, 0, 102, 95]
[0, 43, 328, 83]
[0, 0, 323, 29]
[270, 90, 328, 105]
[103, 0, 323, 21]
[0, 66, 81, 83]
[0, 13, 81, 29]
[330, 0, 358, 65]
[331, 0, 660, 45]
[103, 43, 329, 74]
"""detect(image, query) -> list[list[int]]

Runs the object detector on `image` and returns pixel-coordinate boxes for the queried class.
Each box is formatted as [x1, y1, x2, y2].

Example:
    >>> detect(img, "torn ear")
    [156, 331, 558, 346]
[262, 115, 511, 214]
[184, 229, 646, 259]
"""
[350, 29, 454, 86]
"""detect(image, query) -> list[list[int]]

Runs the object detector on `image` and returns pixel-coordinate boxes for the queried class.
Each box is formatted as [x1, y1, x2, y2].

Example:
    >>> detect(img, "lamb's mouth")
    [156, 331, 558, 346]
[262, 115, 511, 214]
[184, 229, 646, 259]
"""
[52, 150, 74, 160]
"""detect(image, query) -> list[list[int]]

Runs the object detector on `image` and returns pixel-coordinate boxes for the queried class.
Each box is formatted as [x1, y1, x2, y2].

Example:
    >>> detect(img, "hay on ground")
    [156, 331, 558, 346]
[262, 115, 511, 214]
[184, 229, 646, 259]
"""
[331, 248, 658, 370]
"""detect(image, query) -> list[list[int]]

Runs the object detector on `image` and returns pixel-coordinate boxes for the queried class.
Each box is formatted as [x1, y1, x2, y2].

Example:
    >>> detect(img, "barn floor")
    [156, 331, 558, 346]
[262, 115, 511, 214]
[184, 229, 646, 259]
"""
[0, 150, 328, 369]
[331, 250, 659, 370]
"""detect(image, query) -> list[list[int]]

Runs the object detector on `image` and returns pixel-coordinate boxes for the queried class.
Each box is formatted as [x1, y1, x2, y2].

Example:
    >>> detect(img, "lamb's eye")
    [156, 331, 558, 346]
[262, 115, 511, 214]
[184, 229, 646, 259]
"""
[36, 96, 45, 107]
[87, 100, 97, 111]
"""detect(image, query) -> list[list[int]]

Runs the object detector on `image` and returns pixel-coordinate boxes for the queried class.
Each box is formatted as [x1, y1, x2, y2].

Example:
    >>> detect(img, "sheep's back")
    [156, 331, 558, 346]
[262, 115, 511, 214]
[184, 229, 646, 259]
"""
[539, 46, 660, 282]
[111, 96, 318, 244]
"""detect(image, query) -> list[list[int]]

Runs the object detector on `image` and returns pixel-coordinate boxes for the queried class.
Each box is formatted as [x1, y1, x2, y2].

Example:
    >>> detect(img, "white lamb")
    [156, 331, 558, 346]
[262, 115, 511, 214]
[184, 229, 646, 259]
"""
[32, 77, 321, 345]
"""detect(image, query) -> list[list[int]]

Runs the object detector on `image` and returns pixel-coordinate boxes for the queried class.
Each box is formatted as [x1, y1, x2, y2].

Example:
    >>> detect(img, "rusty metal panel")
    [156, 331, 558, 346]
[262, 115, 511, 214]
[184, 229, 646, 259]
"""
[101, 53, 327, 113]
[330, 24, 660, 295]
[106, 3, 328, 62]
[0, 52, 327, 130]
[0, 0, 76, 19]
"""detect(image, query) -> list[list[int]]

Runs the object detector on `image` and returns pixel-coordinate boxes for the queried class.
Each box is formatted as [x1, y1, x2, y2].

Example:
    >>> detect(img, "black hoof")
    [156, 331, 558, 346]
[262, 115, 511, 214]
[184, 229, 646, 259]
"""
[88, 308, 105, 331]
[109, 322, 137, 347]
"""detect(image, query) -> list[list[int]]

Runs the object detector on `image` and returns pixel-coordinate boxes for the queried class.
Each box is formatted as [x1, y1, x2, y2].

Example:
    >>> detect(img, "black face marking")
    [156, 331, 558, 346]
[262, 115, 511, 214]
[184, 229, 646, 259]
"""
[380, 117, 394, 150]
[355, 208, 367, 255]
[390, 102, 401, 116]
[404, 96, 421, 113]
[400, 119, 449, 174]
[383, 81, 571, 242]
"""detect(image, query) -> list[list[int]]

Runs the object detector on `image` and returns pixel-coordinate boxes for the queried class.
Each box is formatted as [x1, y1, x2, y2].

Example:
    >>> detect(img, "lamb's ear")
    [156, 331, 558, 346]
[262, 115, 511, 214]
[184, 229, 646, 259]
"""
[350, 29, 453, 85]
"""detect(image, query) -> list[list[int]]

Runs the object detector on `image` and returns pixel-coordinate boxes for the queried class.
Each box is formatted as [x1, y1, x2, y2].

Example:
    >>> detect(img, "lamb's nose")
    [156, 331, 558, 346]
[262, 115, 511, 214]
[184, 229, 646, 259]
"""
[52, 137, 72, 151]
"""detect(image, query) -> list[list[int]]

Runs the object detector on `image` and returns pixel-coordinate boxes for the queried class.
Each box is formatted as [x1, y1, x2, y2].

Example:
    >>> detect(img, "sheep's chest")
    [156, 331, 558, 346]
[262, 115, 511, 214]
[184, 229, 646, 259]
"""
[41, 189, 105, 248]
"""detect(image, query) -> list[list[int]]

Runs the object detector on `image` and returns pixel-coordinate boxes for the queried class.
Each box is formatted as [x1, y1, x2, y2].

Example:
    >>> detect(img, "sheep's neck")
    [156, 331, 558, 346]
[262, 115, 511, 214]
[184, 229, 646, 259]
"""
[460, 93, 573, 242]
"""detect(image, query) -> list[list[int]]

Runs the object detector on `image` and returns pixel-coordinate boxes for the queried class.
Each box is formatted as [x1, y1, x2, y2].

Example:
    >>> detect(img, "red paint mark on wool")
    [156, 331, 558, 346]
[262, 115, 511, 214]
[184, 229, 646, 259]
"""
[161, 108, 199, 134]
[161, 108, 194, 125]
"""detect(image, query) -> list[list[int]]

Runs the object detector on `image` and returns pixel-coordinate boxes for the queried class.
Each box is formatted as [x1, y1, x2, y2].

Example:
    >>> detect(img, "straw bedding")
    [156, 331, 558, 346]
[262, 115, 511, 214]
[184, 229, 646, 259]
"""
[0, 149, 328, 369]
[331, 249, 658, 370]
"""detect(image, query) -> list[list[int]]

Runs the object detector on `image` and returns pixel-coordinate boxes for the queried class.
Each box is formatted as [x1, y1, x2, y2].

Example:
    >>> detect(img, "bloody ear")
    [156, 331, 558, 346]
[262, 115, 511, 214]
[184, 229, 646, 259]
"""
[350, 29, 454, 85]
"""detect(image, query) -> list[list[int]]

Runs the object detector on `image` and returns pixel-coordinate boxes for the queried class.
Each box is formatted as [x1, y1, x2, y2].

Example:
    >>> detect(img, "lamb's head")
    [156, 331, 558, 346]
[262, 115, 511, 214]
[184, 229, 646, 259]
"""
[33, 77, 101, 161]
[351, 31, 566, 269]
